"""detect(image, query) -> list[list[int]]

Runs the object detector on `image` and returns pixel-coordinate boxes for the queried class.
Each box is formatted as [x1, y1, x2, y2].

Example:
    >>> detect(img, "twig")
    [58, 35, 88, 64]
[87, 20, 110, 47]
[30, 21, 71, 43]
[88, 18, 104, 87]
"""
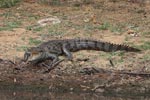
[109, 59, 114, 67]
[43, 59, 64, 73]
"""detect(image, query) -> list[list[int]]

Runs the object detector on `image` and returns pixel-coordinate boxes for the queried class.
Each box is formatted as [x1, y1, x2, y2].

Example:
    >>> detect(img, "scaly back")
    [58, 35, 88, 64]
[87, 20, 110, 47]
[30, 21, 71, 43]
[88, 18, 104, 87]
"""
[62, 39, 140, 52]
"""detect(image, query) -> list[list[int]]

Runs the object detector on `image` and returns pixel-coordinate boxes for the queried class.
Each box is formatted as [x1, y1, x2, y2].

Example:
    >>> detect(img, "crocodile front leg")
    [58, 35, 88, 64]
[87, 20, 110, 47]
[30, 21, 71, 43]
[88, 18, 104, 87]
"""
[41, 52, 65, 72]
[42, 59, 64, 72]
[30, 52, 63, 70]
[41, 52, 63, 70]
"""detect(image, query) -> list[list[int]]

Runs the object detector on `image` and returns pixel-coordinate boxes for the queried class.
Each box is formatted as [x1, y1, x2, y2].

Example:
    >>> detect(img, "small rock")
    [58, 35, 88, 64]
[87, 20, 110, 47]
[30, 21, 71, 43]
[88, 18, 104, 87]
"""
[14, 78, 17, 83]
[13, 92, 16, 96]
[37, 17, 61, 27]
[126, 29, 139, 37]
[83, 18, 90, 23]
[40, 78, 44, 81]
[14, 67, 21, 70]
[94, 88, 105, 93]
[70, 88, 74, 91]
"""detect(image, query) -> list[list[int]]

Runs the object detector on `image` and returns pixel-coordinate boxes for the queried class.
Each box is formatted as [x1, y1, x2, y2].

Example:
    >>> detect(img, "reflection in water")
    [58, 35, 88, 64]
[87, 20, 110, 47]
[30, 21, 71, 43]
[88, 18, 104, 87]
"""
[0, 90, 149, 100]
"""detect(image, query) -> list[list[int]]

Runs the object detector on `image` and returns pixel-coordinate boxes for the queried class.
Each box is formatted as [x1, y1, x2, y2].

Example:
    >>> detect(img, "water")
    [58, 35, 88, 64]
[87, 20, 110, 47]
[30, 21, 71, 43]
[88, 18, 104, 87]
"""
[0, 83, 150, 100]
[0, 87, 150, 100]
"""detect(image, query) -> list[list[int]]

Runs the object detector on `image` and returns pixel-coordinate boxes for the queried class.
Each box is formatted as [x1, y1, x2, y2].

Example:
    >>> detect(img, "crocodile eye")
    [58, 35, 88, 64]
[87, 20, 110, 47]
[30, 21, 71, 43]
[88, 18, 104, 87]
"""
[24, 52, 31, 62]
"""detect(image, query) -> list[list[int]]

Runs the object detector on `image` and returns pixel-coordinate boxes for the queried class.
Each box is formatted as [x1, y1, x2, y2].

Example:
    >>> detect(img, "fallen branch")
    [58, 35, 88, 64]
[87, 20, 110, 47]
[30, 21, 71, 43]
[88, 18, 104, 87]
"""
[80, 67, 150, 78]
[117, 71, 150, 78]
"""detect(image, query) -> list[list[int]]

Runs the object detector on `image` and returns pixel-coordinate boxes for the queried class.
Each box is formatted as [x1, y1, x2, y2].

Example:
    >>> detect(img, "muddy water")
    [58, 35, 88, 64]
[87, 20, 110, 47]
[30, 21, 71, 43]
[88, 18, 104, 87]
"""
[0, 85, 149, 100]
[0, 91, 149, 100]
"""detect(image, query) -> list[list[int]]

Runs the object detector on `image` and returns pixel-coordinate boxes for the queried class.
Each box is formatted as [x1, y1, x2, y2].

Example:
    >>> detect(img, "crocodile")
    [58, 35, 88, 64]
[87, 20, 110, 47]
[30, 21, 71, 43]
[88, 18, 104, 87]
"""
[24, 39, 140, 71]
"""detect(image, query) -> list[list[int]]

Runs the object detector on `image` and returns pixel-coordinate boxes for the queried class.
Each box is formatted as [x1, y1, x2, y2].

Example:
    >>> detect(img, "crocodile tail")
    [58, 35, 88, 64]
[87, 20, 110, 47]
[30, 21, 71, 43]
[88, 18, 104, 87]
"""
[68, 39, 140, 52]
[94, 41, 141, 52]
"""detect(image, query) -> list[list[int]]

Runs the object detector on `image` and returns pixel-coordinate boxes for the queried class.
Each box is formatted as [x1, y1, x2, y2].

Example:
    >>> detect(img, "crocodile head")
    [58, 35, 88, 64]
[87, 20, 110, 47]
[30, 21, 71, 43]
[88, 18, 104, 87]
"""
[24, 47, 43, 62]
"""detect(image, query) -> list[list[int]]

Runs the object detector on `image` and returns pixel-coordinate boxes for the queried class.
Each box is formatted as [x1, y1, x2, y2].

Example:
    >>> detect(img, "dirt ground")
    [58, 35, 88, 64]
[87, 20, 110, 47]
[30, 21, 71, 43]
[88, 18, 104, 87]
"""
[0, 0, 150, 94]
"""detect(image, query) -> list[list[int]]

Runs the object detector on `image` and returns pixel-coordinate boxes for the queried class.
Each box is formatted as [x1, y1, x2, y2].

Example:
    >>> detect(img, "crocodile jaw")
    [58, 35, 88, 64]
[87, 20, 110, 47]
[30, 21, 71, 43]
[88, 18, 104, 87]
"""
[24, 52, 41, 62]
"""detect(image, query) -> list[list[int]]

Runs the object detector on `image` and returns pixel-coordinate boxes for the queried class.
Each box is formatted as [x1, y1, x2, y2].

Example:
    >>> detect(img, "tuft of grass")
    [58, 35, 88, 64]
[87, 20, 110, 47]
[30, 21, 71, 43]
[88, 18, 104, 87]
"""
[0, 0, 21, 8]
[26, 25, 35, 31]
[118, 57, 124, 63]
[139, 41, 150, 50]
[47, 25, 64, 36]
[142, 55, 150, 61]
[38, 0, 93, 6]
[109, 0, 120, 2]
[84, 24, 95, 31]
[38, 0, 61, 6]
[110, 51, 125, 57]
[98, 22, 110, 30]
[29, 38, 42, 45]
[6, 21, 21, 28]
[48, 31, 63, 36]
[16, 45, 28, 51]
[50, 0, 61, 5]
[109, 51, 125, 63]
[0, 21, 22, 31]
[21, 37, 25, 41]
[0, 11, 13, 18]
[110, 26, 123, 33]
[33, 27, 44, 32]
[142, 32, 150, 36]
[98, 22, 123, 32]
[26, 25, 44, 32]
[83, 0, 93, 4]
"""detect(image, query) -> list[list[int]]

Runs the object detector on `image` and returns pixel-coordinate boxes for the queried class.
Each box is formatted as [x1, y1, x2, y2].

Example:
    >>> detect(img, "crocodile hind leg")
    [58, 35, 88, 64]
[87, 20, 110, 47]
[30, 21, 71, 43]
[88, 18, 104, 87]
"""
[63, 44, 73, 61]
[62, 44, 79, 69]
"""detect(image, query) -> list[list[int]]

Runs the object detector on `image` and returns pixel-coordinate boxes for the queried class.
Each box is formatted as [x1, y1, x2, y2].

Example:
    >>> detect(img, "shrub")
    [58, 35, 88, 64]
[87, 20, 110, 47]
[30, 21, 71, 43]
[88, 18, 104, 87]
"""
[0, 0, 21, 8]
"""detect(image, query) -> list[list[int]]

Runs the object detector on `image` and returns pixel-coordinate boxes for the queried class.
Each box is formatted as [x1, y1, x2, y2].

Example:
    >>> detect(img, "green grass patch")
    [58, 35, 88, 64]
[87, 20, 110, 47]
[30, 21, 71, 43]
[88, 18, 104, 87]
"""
[26, 25, 44, 32]
[26, 25, 34, 31]
[38, 0, 61, 6]
[49, 0, 61, 5]
[109, 52, 125, 63]
[0, 0, 21, 8]
[110, 51, 125, 56]
[38, 0, 92, 6]
[29, 38, 42, 45]
[48, 28, 63, 36]
[142, 55, 150, 61]
[33, 27, 44, 32]
[142, 32, 150, 36]
[47, 25, 64, 36]
[16, 45, 28, 51]
[98, 22, 110, 30]
[99, 51, 125, 59]
[0, 11, 13, 18]
[0, 21, 22, 31]
[6, 21, 21, 28]
[83, 24, 96, 31]
[110, 25, 123, 33]
[139, 41, 150, 50]
[97, 22, 123, 33]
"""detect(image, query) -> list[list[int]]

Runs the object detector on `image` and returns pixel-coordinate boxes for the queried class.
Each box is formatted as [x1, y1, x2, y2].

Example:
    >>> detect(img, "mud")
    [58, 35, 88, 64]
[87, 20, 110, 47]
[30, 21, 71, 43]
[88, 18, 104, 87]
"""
[0, 58, 150, 96]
